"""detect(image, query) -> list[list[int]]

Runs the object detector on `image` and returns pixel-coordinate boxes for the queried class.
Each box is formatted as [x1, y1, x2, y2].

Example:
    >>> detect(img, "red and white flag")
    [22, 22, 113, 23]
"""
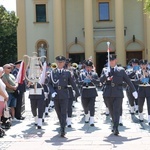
[16, 61, 25, 84]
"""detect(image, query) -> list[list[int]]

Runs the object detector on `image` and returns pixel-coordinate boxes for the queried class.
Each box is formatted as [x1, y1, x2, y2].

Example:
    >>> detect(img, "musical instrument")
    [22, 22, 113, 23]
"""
[51, 63, 58, 69]
[72, 63, 78, 69]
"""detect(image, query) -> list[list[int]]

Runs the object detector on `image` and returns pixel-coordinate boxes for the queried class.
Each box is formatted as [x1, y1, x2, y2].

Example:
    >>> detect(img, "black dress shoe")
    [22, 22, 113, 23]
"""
[139, 119, 144, 122]
[67, 125, 71, 128]
[45, 112, 48, 116]
[113, 128, 119, 136]
[85, 121, 89, 123]
[17, 116, 25, 120]
[60, 128, 66, 137]
[37, 126, 42, 129]
[119, 123, 123, 126]
[90, 123, 94, 127]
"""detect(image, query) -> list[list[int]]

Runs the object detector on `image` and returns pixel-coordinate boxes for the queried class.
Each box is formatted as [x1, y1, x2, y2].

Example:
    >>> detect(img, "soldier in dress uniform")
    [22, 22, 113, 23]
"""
[65, 58, 76, 127]
[100, 54, 138, 135]
[28, 82, 45, 129]
[79, 60, 99, 126]
[126, 58, 140, 114]
[12, 60, 26, 120]
[136, 59, 150, 124]
[48, 56, 80, 137]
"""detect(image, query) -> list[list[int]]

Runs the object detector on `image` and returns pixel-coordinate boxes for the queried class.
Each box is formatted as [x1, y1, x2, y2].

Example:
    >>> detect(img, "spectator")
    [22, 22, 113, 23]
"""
[0, 67, 9, 137]
[2, 64, 19, 122]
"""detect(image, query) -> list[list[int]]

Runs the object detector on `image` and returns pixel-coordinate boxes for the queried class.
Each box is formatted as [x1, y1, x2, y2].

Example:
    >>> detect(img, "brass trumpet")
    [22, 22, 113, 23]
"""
[51, 62, 58, 69]
[72, 63, 78, 69]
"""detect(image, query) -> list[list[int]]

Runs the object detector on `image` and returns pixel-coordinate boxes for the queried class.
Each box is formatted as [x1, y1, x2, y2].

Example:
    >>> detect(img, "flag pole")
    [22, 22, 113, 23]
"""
[107, 42, 110, 73]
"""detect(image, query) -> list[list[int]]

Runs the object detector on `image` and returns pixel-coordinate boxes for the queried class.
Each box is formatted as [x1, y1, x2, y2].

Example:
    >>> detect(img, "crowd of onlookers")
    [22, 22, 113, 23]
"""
[0, 61, 27, 137]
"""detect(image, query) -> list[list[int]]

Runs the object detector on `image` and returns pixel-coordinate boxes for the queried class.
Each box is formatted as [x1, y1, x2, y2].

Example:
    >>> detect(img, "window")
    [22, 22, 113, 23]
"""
[98, 2, 110, 21]
[36, 4, 46, 22]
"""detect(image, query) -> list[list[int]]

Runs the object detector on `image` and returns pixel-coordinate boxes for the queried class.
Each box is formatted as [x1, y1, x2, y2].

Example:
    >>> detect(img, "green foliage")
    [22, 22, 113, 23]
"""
[0, 5, 19, 66]
[138, 0, 150, 15]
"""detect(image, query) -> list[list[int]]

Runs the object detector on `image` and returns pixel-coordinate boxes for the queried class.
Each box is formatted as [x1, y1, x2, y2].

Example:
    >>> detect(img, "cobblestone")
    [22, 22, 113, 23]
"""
[0, 89, 150, 150]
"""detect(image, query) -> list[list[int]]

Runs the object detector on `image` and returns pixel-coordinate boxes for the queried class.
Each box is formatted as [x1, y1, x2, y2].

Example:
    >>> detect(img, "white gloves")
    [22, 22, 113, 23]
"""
[52, 92, 57, 98]
[104, 69, 110, 77]
[132, 91, 138, 99]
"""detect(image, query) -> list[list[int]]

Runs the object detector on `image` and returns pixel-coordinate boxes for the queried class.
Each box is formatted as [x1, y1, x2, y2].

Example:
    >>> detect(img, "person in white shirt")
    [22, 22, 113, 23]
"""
[0, 67, 9, 137]
[0, 67, 9, 118]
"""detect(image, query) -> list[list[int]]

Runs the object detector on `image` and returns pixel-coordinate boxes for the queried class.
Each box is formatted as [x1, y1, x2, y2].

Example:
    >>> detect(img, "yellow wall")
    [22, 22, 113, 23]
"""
[17, 0, 148, 65]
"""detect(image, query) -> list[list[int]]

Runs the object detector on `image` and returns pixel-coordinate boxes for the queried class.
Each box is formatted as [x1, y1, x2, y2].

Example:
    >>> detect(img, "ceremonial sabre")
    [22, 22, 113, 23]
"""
[107, 42, 110, 73]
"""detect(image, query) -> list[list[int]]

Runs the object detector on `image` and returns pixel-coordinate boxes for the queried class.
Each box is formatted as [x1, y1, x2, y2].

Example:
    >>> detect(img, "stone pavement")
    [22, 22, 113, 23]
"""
[0, 89, 150, 150]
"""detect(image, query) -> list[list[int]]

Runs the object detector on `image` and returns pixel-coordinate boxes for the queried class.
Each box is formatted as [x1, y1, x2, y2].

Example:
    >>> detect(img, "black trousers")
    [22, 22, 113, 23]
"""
[126, 87, 138, 106]
[67, 98, 74, 117]
[105, 97, 123, 128]
[30, 99, 44, 118]
[54, 98, 68, 128]
[81, 97, 95, 116]
[15, 92, 24, 119]
[138, 97, 150, 115]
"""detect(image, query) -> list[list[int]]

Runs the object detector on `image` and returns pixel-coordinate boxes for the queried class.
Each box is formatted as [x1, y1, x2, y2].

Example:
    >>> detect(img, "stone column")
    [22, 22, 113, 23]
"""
[53, 0, 64, 57]
[84, 0, 95, 63]
[145, 15, 150, 61]
[62, 0, 67, 57]
[115, 0, 126, 66]
[16, 0, 27, 60]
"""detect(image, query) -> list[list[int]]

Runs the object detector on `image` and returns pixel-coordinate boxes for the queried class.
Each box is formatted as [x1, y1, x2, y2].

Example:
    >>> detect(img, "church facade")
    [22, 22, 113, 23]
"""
[16, 0, 150, 75]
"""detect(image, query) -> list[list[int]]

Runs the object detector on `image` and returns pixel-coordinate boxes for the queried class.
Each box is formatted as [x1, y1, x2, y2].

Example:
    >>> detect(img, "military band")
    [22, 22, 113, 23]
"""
[15, 50, 150, 138]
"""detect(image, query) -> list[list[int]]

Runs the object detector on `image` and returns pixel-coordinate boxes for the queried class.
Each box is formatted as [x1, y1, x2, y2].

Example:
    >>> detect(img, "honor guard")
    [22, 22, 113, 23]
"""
[48, 56, 80, 137]
[79, 60, 99, 126]
[136, 59, 150, 124]
[64, 58, 77, 127]
[12, 60, 26, 120]
[100, 54, 138, 136]
[126, 58, 139, 114]
[28, 82, 45, 129]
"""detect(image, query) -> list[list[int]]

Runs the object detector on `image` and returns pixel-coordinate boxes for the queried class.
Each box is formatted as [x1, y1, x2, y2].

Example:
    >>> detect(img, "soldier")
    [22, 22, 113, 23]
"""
[136, 59, 150, 124]
[12, 60, 26, 120]
[65, 58, 76, 127]
[100, 54, 138, 136]
[126, 58, 140, 114]
[79, 60, 99, 126]
[48, 56, 80, 137]
[28, 81, 45, 129]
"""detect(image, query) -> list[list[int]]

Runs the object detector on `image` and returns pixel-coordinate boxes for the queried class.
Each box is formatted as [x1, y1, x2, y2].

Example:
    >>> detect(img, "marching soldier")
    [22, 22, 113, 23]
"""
[65, 58, 76, 127]
[28, 81, 45, 129]
[136, 59, 150, 124]
[100, 54, 138, 136]
[12, 60, 26, 120]
[48, 56, 80, 137]
[126, 58, 140, 114]
[79, 60, 99, 126]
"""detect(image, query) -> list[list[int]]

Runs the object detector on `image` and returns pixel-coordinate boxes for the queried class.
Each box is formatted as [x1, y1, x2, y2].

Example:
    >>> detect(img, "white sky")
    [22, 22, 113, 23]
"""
[0, 0, 16, 12]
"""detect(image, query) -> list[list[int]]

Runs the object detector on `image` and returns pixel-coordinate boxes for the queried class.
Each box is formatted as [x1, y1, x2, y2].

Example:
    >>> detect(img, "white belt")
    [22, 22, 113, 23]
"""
[139, 84, 150, 87]
[82, 86, 96, 89]
[29, 88, 43, 95]
[67, 85, 72, 87]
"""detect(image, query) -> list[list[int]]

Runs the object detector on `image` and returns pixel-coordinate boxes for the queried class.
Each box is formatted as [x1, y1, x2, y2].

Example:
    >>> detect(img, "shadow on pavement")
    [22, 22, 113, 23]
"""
[103, 134, 142, 147]
[45, 134, 81, 146]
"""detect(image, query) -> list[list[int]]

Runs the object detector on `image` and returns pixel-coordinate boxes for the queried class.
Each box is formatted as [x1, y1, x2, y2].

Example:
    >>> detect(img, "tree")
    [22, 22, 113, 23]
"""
[139, 0, 150, 15]
[0, 5, 19, 66]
